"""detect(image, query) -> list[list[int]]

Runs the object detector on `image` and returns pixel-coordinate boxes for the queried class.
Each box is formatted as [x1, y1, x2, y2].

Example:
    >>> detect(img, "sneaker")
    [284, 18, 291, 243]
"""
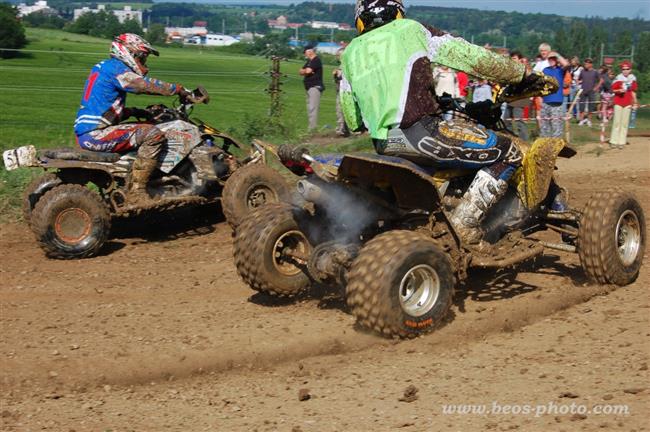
[578, 119, 587, 126]
[586, 119, 592, 127]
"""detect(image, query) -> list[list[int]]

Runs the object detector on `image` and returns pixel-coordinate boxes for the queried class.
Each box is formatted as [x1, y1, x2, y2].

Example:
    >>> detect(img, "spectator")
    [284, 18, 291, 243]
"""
[533, 43, 569, 72]
[533, 43, 568, 130]
[433, 65, 458, 121]
[577, 58, 603, 127]
[568, 56, 584, 118]
[609, 61, 638, 148]
[299, 44, 324, 132]
[332, 46, 349, 137]
[540, 53, 565, 138]
[456, 70, 469, 106]
[599, 66, 614, 121]
[505, 51, 530, 141]
[472, 79, 492, 103]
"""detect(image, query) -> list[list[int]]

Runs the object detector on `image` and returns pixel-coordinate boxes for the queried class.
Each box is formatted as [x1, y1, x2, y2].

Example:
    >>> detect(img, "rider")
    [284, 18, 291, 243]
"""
[339, 0, 555, 246]
[74, 33, 205, 204]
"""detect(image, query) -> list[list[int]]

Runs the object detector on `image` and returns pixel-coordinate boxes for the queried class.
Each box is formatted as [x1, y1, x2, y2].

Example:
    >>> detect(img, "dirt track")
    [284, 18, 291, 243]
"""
[1, 139, 649, 431]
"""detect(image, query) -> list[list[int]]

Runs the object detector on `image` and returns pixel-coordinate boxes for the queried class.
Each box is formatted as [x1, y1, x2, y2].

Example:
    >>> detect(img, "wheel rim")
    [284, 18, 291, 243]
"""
[615, 210, 641, 266]
[398, 264, 440, 317]
[273, 230, 310, 276]
[54, 208, 92, 244]
[246, 184, 277, 210]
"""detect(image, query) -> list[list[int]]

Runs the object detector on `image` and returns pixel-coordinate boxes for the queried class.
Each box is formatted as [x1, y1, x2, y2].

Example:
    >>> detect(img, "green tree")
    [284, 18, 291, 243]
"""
[553, 27, 571, 57]
[569, 22, 588, 58]
[146, 23, 166, 45]
[635, 32, 650, 73]
[22, 11, 66, 29]
[0, 3, 27, 59]
[613, 30, 633, 56]
[120, 18, 143, 36]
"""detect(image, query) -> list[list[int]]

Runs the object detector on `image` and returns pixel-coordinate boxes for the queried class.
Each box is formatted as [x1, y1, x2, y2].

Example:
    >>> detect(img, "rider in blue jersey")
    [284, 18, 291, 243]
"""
[75, 33, 205, 204]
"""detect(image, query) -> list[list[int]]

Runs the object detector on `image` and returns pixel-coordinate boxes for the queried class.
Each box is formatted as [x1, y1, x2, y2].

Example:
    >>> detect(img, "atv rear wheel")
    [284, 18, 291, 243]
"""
[346, 230, 455, 339]
[31, 184, 111, 259]
[233, 203, 312, 297]
[222, 164, 290, 229]
[578, 189, 646, 286]
[22, 173, 62, 225]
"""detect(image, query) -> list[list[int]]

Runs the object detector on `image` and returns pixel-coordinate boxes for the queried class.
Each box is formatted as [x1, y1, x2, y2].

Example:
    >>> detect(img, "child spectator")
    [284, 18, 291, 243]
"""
[609, 61, 638, 148]
[568, 57, 583, 119]
[540, 53, 565, 138]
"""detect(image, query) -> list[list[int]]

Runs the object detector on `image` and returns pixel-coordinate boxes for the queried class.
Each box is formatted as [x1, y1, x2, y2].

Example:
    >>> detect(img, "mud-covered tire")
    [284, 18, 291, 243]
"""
[22, 173, 62, 225]
[233, 202, 312, 297]
[346, 230, 455, 339]
[30, 184, 111, 259]
[222, 163, 291, 229]
[578, 188, 646, 286]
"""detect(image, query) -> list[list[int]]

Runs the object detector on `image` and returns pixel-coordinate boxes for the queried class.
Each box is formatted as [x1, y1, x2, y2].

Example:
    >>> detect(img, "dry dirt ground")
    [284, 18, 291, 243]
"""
[1, 138, 649, 431]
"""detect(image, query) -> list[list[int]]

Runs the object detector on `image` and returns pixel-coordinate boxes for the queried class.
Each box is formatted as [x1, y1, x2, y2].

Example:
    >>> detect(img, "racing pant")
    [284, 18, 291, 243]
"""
[376, 116, 522, 181]
[377, 116, 523, 243]
[75, 123, 165, 161]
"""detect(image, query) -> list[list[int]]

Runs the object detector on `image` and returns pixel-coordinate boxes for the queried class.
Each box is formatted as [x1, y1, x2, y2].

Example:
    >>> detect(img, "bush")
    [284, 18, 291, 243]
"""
[0, 3, 27, 59]
[22, 11, 66, 29]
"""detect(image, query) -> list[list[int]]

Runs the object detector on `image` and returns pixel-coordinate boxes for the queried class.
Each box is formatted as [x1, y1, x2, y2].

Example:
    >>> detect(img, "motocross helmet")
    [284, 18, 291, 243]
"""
[355, 0, 405, 34]
[110, 33, 159, 76]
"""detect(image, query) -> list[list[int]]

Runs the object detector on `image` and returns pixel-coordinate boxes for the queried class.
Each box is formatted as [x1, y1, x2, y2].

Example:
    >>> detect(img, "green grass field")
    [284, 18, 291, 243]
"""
[0, 28, 648, 221]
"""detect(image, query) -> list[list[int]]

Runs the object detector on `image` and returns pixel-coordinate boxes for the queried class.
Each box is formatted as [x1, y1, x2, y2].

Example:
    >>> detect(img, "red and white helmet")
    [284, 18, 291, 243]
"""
[110, 33, 159, 76]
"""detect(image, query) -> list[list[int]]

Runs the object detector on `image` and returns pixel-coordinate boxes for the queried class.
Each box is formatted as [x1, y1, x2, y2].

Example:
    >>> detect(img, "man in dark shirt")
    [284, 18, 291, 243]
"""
[299, 44, 324, 132]
[578, 58, 603, 127]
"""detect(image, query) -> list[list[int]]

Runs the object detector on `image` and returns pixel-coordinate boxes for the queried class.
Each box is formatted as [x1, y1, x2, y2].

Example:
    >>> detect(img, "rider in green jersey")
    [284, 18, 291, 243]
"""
[339, 0, 550, 245]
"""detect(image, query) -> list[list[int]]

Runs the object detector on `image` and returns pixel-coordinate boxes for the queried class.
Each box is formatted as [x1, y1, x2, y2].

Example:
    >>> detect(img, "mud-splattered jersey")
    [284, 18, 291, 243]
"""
[74, 58, 178, 136]
[340, 19, 526, 139]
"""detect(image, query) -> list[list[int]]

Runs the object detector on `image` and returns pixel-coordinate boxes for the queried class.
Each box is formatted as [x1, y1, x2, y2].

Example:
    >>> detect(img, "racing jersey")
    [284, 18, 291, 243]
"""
[74, 57, 178, 136]
[339, 19, 526, 139]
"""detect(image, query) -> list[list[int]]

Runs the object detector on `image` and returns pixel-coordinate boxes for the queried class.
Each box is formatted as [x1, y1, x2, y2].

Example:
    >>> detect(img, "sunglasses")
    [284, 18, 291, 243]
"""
[622, 68, 631, 71]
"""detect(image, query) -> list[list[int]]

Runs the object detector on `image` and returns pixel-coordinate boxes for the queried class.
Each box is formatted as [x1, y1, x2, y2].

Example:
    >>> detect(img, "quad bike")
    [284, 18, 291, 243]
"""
[3, 87, 290, 259]
[232, 87, 646, 339]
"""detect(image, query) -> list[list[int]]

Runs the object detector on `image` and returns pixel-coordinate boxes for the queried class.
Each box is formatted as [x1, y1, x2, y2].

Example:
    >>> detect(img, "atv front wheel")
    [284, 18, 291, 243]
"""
[233, 203, 312, 297]
[578, 189, 646, 285]
[22, 173, 62, 225]
[31, 184, 111, 259]
[346, 230, 455, 339]
[222, 164, 290, 229]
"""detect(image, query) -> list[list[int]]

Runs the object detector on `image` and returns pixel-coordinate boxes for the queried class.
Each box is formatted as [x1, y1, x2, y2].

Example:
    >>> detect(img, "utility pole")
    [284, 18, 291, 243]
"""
[503, 35, 506, 48]
[266, 56, 285, 118]
[295, 26, 299, 41]
[330, 27, 334, 43]
[222, 18, 225, 35]
[599, 43, 604, 67]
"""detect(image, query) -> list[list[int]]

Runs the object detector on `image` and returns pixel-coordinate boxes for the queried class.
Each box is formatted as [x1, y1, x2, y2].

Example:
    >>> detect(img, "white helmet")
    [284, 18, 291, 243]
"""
[110, 33, 159, 76]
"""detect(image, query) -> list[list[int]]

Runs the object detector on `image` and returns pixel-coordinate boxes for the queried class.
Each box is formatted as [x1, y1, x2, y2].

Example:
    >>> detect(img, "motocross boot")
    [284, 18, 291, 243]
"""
[125, 158, 158, 206]
[450, 169, 509, 246]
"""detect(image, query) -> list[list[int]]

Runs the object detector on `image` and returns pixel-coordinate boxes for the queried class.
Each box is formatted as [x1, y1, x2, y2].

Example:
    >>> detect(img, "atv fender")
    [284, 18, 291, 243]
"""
[337, 153, 442, 212]
[513, 137, 567, 209]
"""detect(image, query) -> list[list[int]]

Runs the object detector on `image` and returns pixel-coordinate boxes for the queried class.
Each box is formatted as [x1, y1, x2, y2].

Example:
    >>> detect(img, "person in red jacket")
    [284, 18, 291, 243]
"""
[609, 60, 638, 148]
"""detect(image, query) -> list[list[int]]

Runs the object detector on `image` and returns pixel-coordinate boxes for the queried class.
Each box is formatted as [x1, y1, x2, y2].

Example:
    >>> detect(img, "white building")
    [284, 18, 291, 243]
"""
[187, 34, 239, 47]
[73, 5, 143, 24]
[17, 1, 53, 17]
[165, 26, 208, 41]
[308, 21, 339, 30]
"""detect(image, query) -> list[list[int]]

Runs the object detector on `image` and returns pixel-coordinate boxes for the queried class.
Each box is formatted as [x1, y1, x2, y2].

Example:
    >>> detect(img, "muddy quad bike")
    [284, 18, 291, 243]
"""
[3, 87, 290, 259]
[233, 89, 646, 339]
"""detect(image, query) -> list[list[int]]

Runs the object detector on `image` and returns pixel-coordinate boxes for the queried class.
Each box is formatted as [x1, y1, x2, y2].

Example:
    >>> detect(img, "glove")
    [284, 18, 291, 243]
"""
[278, 144, 309, 164]
[178, 86, 209, 105]
[501, 71, 559, 102]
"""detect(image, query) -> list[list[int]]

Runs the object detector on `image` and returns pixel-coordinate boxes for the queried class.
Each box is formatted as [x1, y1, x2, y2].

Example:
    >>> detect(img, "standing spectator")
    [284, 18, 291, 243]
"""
[332, 46, 349, 137]
[609, 61, 638, 148]
[533, 43, 568, 129]
[577, 58, 603, 127]
[505, 51, 530, 141]
[433, 66, 458, 120]
[540, 53, 565, 138]
[533, 43, 569, 72]
[472, 79, 492, 103]
[568, 57, 584, 119]
[299, 44, 324, 132]
[456, 70, 469, 106]
[598, 65, 614, 120]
